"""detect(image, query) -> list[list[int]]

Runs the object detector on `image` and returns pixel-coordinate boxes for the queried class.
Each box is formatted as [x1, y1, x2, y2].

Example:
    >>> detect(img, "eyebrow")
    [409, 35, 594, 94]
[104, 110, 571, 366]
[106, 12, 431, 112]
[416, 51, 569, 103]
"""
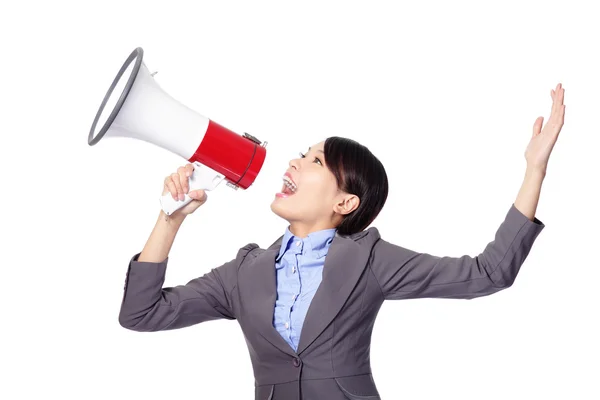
[308, 147, 324, 153]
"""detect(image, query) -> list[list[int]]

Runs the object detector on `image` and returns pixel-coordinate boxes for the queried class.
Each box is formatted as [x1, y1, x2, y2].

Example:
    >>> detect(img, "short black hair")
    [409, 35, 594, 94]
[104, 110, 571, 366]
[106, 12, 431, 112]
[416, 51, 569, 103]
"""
[324, 136, 388, 235]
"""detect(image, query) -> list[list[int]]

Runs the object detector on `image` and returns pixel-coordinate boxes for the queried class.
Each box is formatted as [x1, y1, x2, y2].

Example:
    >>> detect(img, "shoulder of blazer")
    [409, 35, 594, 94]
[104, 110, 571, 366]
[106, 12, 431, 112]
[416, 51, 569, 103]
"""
[235, 242, 262, 262]
[343, 226, 381, 244]
[345, 226, 382, 262]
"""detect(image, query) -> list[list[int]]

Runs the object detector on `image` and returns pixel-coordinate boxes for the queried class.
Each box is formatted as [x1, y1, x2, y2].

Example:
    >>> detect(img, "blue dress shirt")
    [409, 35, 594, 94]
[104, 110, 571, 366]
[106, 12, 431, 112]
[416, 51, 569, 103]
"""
[272, 226, 337, 352]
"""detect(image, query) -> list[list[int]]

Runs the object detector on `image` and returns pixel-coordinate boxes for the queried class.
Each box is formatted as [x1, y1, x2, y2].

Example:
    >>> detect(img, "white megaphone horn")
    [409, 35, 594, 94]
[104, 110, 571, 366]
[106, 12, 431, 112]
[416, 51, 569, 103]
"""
[88, 47, 267, 215]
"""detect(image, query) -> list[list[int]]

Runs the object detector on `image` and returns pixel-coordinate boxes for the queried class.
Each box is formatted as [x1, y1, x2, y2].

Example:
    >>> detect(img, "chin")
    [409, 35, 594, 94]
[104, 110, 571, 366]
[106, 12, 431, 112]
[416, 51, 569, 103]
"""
[270, 197, 302, 223]
[270, 199, 290, 220]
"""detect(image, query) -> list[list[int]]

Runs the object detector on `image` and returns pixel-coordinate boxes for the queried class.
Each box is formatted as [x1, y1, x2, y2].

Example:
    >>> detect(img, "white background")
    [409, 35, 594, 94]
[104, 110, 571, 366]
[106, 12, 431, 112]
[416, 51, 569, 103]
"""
[2, 1, 599, 399]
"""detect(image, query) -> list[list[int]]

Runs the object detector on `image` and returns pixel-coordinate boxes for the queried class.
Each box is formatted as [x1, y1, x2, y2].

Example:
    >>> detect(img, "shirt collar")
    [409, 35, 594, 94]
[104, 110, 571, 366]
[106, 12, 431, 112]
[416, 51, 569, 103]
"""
[276, 226, 337, 262]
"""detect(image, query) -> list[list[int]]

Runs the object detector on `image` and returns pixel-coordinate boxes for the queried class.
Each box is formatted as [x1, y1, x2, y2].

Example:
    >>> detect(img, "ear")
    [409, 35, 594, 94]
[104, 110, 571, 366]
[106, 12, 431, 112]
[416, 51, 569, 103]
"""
[333, 193, 360, 216]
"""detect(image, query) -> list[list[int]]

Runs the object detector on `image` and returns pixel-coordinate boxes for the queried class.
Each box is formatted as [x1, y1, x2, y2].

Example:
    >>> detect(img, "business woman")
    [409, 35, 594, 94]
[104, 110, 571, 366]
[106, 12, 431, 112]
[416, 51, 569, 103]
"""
[119, 83, 565, 399]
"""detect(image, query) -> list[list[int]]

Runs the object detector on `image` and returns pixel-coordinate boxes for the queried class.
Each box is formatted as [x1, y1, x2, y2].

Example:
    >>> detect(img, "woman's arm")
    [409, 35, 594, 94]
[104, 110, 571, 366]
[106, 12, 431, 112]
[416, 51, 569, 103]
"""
[138, 210, 186, 263]
[119, 210, 257, 331]
[514, 167, 545, 222]
[370, 202, 545, 300]
[516, 82, 565, 220]
[370, 83, 565, 301]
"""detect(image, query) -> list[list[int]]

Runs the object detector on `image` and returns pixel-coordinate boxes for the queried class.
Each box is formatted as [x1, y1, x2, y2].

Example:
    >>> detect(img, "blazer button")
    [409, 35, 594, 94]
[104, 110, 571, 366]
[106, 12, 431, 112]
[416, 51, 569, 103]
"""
[292, 357, 301, 367]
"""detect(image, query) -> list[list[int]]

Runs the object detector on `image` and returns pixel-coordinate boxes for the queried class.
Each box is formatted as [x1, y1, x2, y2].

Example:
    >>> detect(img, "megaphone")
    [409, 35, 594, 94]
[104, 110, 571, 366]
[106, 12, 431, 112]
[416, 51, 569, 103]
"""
[88, 47, 267, 215]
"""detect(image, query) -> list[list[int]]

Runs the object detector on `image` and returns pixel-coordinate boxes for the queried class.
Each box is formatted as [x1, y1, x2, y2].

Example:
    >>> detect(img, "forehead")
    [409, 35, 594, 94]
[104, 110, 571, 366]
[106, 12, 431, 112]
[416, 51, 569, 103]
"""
[309, 141, 325, 152]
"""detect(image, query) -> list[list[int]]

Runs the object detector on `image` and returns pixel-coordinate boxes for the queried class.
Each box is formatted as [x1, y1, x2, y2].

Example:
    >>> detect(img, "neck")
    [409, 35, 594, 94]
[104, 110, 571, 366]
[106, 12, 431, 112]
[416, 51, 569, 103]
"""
[288, 221, 337, 238]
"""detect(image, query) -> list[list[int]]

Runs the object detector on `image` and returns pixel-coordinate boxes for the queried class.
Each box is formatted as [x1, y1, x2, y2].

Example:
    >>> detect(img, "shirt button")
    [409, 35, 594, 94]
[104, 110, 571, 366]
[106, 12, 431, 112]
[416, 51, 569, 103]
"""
[295, 241, 301, 247]
[292, 266, 296, 273]
[284, 322, 289, 329]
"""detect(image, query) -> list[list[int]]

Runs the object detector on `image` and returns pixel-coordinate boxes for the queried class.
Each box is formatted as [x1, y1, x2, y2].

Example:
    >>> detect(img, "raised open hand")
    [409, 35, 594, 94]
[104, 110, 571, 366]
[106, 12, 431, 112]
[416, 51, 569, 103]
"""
[525, 83, 566, 174]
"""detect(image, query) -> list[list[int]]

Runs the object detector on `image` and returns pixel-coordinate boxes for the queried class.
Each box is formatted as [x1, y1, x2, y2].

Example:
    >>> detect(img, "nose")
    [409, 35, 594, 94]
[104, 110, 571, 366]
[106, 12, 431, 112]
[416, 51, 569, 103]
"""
[289, 155, 300, 170]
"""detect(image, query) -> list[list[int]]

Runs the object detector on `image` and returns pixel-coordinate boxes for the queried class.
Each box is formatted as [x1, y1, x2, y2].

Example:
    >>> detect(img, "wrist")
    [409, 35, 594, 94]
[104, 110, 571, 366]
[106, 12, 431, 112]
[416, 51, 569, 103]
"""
[526, 165, 546, 180]
[158, 210, 186, 227]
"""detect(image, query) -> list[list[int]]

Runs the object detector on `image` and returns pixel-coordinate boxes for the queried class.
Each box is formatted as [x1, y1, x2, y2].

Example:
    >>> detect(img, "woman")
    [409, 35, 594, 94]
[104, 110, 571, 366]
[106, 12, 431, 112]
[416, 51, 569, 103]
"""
[119, 83, 565, 400]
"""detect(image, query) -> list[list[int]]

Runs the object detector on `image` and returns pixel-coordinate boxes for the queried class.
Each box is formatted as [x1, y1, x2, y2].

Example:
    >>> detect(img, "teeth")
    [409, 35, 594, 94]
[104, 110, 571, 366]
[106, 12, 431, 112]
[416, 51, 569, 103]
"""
[282, 176, 297, 192]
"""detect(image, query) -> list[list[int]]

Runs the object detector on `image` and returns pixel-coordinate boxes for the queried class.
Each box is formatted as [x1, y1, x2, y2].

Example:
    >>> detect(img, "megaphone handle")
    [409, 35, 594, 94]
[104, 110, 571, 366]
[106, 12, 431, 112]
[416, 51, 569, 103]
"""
[159, 162, 225, 216]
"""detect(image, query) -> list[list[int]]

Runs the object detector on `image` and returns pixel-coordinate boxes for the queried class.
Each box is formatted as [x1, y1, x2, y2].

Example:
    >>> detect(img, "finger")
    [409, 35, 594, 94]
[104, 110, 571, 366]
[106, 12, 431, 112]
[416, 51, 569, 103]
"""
[551, 86, 560, 116]
[557, 84, 564, 103]
[551, 85, 564, 119]
[556, 87, 566, 121]
[171, 173, 184, 200]
[190, 189, 206, 201]
[532, 116, 543, 138]
[185, 163, 195, 177]
[178, 167, 190, 194]
[553, 104, 566, 135]
[553, 103, 566, 133]
[166, 180, 178, 200]
[164, 176, 175, 199]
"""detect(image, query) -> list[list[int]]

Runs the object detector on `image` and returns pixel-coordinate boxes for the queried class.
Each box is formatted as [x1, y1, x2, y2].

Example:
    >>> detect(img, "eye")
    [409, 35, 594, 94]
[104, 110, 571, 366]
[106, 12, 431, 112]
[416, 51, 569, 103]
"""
[299, 151, 322, 166]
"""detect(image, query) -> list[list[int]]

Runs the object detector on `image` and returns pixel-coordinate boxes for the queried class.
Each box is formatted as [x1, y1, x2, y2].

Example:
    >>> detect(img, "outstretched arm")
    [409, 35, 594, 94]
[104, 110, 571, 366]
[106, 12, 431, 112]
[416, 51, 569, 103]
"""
[371, 203, 545, 300]
[370, 83, 565, 300]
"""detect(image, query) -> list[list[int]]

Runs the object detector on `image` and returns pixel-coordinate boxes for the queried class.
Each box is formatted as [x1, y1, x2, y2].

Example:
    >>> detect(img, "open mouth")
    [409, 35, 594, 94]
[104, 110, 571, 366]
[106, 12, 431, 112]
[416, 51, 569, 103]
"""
[278, 175, 297, 196]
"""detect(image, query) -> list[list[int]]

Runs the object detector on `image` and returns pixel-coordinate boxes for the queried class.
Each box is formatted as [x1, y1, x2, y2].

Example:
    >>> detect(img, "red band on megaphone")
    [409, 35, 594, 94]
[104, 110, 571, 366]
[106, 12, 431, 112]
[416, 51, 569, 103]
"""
[189, 120, 266, 189]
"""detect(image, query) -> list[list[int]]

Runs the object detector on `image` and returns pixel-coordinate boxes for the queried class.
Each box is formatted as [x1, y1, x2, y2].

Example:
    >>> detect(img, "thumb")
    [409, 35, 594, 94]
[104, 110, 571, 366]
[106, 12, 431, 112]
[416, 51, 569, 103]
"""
[189, 189, 206, 200]
[532, 116, 543, 138]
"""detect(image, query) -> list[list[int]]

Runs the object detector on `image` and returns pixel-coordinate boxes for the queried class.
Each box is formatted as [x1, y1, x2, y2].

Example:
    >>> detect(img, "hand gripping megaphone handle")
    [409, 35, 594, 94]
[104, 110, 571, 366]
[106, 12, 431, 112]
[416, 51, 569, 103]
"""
[159, 162, 225, 216]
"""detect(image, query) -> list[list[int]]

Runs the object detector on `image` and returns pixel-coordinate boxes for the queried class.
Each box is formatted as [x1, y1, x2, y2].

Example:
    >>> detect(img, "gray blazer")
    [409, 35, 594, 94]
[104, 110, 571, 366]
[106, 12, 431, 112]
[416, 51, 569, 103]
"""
[119, 203, 545, 399]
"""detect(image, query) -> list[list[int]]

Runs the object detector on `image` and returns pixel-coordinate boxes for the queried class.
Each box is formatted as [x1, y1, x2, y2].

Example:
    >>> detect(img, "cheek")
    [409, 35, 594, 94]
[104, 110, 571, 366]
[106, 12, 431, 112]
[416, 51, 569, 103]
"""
[300, 178, 338, 201]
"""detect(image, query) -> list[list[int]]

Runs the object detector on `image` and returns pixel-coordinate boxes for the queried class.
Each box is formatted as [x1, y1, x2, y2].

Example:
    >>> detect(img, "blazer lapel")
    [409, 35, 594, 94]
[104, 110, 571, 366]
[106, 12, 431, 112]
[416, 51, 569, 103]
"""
[237, 238, 299, 358]
[296, 232, 371, 355]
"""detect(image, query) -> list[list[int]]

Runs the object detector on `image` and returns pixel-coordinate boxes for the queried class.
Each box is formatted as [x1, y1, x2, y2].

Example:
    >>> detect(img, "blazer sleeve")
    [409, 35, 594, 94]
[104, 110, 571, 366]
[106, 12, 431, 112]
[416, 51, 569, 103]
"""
[370, 203, 545, 300]
[118, 244, 257, 332]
